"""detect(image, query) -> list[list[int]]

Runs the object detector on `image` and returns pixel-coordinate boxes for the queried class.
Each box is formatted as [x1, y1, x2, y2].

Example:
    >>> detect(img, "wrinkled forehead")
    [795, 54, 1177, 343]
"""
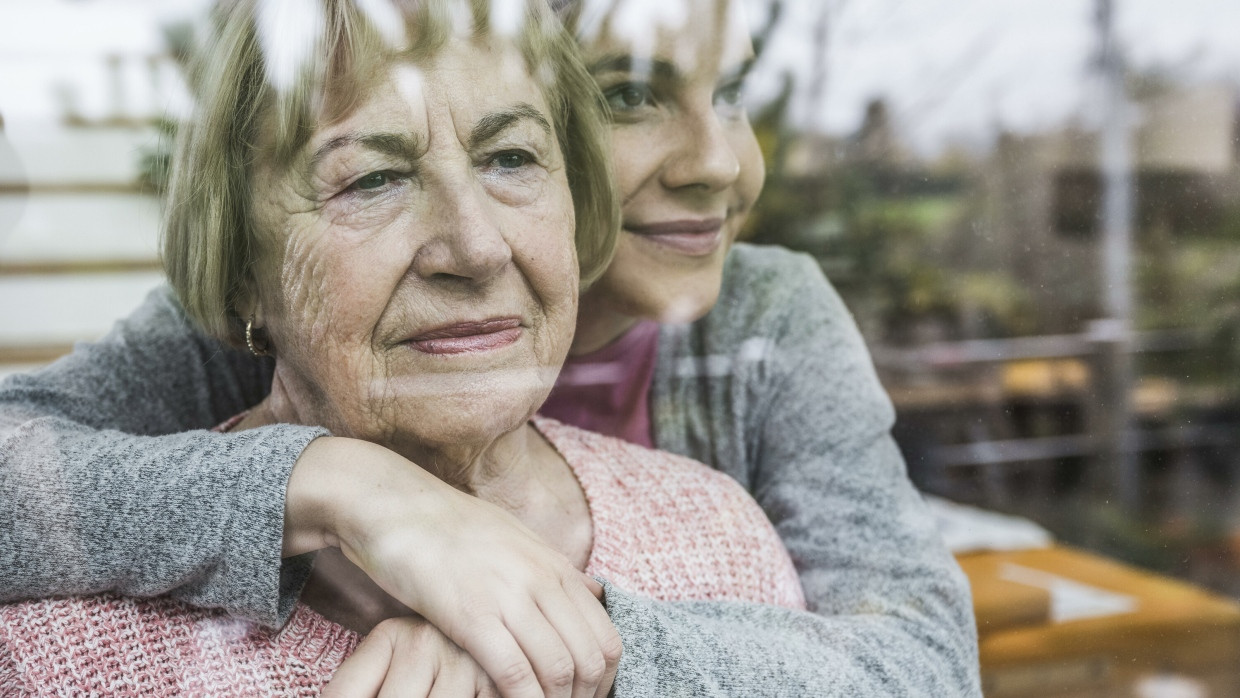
[573, 0, 752, 73]
[250, 0, 560, 164]
[303, 41, 555, 157]
[335, 37, 544, 121]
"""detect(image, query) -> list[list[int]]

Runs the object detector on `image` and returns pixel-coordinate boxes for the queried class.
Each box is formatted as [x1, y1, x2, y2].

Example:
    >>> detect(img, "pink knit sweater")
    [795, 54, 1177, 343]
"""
[0, 417, 804, 696]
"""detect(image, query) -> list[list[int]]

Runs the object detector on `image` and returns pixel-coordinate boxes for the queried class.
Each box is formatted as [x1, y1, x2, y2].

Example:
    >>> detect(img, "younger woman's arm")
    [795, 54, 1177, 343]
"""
[645, 247, 980, 696]
[0, 286, 319, 625]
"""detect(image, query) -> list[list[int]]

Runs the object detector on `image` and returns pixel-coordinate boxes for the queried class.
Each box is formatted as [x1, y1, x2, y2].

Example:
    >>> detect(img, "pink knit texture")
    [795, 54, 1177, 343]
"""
[0, 417, 803, 696]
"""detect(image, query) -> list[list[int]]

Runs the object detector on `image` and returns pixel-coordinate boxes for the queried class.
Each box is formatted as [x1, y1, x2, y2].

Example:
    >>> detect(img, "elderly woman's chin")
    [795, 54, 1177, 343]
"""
[249, 323, 567, 468]
[377, 356, 563, 452]
[258, 298, 575, 460]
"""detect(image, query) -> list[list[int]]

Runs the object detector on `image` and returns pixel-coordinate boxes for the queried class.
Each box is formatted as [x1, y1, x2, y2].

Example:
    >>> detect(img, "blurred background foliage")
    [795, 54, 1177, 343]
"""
[738, 0, 1240, 588]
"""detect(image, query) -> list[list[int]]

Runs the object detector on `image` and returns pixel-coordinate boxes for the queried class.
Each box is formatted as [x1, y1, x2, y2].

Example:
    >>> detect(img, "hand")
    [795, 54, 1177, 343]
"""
[285, 436, 621, 698]
[323, 616, 498, 698]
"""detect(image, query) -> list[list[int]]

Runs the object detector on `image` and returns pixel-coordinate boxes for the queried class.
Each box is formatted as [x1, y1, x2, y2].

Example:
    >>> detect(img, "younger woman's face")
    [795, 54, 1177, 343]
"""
[578, 0, 764, 328]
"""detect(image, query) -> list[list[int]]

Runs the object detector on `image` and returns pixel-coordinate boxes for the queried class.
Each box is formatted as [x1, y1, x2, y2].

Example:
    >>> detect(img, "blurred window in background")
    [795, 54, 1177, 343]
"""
[0, 1, 194, 377]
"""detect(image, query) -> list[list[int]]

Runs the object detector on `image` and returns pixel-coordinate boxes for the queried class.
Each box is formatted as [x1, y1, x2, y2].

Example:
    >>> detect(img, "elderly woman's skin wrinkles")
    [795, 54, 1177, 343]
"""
[244, 43, 580, 489]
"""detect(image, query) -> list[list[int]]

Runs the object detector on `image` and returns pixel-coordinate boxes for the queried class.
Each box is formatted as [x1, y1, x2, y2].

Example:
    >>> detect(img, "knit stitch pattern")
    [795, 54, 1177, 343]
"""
[537, 416, 804, 609]
[0, 418, 803, 696]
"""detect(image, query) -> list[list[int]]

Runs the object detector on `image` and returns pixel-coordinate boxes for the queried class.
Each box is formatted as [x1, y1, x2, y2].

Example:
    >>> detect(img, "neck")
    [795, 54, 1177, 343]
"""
[404, 422, 544, 498]
[387, 422, 591, 551]
[248, 364, 552, 497]
[411, 421, 592, 571]
[571, 288, 641, 355]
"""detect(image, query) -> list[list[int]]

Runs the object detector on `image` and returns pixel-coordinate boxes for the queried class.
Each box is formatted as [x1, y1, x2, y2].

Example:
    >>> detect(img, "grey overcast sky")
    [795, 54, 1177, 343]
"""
[1, 0, 1238, 153]
[751, 0, 1240, 152]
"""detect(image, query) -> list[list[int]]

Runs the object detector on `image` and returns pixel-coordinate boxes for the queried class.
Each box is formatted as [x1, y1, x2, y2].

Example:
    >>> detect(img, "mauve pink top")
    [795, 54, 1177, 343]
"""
[540, 321, 660, 448]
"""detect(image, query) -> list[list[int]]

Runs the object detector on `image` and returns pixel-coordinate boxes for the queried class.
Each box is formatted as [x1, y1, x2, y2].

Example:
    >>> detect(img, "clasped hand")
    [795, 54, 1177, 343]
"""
[285, 436, 622, 698]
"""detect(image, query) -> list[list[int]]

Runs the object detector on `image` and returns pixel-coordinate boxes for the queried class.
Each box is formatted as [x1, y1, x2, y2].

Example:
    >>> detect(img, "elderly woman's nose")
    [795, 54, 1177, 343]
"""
[410, 184, 513, 280]
[659, 108, 742, 193]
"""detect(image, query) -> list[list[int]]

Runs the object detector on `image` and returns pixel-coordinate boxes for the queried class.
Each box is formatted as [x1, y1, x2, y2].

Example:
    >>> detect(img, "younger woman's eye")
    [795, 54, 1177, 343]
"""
[715, 82, 745, 108]
[713, 77, 749, 119]
[604, 83, 655, 112]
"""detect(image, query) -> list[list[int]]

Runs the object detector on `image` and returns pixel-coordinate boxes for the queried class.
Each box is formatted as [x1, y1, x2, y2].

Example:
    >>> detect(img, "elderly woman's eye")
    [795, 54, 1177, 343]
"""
[352, 171, 392, 191]
[604, 83, 654, 112]
[492, 151, 531, 169]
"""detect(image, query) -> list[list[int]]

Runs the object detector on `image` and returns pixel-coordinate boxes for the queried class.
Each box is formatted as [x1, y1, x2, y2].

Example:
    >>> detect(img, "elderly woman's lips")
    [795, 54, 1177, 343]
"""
[624, 218, 725, 257]
[405, 318, 522, 355]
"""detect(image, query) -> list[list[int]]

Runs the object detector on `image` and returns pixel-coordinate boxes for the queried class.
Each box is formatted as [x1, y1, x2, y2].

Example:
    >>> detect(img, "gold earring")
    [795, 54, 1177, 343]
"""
[245, 315, 270, 357]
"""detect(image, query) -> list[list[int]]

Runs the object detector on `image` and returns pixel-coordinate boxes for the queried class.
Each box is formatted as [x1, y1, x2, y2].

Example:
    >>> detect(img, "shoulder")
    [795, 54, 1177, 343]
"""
[698, 243, 852, 345]
[123, 285, 243, 359]
[133, 284, 194, 324]
[720, 243, 837, 306]
[722, 242, 822, 284]
[533, 417, 805, 607]
[23, 283, 227, 376]
[97, 284, 201, 347]
[667, 243, 862, 379]
[532, 416, 774, 537]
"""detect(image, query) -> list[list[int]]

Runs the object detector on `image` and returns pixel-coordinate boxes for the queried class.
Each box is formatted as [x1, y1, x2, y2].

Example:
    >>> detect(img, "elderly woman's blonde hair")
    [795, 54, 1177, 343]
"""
[163, 0, 618, 346]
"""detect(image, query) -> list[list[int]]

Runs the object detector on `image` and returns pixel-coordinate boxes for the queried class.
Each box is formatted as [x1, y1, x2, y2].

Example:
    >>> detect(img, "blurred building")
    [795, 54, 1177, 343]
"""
[977, 82, 1240, 333]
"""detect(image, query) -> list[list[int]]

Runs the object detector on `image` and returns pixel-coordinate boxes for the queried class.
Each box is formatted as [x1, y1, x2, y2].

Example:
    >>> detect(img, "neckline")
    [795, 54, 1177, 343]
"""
[529, 415, 610, 577]
[565, 319, 659, 364]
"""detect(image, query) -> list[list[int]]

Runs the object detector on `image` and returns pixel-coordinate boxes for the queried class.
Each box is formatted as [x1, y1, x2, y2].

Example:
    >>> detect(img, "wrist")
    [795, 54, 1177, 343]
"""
[283, 436, 449, 559]
[283, 436, 353, 556]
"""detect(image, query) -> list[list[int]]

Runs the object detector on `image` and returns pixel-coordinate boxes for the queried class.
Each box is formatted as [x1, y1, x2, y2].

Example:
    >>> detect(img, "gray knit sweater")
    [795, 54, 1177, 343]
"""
[0, 243, 979, 696]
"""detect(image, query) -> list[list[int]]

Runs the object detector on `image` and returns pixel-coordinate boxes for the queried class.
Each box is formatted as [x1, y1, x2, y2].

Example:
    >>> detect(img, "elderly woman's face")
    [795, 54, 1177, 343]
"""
[250, 37, 579, 454]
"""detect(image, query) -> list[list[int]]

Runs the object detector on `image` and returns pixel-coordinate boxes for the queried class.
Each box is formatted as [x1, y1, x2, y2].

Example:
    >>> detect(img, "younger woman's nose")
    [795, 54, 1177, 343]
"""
[659, 109, 742, 193]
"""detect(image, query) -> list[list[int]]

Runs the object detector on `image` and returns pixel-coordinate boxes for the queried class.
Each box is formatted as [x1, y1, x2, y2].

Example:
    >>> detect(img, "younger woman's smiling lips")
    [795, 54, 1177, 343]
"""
[404, 317, 524, 355]
[623, 217, 725, 257]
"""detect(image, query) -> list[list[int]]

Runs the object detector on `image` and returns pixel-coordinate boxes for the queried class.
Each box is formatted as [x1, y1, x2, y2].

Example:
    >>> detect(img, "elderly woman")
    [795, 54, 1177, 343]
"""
[0, 0, 808, 694]
[0, 0, 979, 695]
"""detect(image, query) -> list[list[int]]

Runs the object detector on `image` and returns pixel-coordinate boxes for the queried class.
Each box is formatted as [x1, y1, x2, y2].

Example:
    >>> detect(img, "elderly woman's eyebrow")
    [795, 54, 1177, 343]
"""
[308, 132, 424, 172]
[469, 103, 552, 149]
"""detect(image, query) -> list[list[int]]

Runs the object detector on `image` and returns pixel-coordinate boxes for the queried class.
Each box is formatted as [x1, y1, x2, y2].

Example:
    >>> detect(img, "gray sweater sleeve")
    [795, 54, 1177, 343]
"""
[632, 245, 980, 696]
[0, 287, 324, 627]
[603, 582, 945, 696]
